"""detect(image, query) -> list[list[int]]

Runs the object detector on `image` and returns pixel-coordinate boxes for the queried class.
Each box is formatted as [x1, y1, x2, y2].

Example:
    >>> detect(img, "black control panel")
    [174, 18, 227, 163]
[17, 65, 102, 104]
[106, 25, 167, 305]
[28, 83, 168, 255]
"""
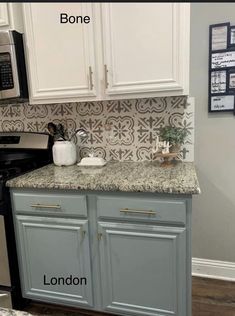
[0, 136, 20, 144]
[0, 53, 14, 90]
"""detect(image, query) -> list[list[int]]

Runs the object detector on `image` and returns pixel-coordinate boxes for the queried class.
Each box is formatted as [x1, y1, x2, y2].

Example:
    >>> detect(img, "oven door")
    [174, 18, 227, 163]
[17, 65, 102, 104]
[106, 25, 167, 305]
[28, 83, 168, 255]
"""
[0, 215, 11, 287]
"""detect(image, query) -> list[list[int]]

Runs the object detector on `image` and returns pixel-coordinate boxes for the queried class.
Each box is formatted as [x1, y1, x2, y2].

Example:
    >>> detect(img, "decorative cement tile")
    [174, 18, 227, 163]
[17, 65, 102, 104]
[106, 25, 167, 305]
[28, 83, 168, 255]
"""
[0, 96, 194, 162]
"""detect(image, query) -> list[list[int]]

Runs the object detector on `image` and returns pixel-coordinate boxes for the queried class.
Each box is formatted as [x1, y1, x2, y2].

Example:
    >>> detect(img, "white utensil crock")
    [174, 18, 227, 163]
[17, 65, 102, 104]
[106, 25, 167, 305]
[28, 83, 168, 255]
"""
[52, 141, 77, 166]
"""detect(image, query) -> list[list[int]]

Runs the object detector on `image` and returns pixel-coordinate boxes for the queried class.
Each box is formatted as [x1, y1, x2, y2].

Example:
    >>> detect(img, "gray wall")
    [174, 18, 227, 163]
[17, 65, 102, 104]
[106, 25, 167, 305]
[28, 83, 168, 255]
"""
[191, 3, 235, 261]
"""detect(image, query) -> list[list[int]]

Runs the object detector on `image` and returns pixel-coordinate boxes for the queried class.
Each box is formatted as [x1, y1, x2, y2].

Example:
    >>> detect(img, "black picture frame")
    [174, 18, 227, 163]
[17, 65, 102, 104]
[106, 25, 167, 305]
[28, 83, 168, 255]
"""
[211, 49, 235, 69]
[229, 26, 235, 47]
[227, 68, 235, 91]
[208, 22, 235, 112]
[209, 22, 230, 52]
[209, 94, 235, 113]
[210, 70, 227, 94]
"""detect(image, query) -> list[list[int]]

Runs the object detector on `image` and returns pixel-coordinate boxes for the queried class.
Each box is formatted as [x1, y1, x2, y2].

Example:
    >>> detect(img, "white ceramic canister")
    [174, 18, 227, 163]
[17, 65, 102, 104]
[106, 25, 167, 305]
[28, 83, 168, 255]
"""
[52, 140, 77, 166]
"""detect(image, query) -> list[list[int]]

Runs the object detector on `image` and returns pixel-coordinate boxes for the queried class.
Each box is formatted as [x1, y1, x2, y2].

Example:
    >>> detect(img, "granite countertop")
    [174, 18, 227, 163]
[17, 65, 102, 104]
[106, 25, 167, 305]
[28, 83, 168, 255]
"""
[0, 308, 33, 316]
[6, 161, 200, 195]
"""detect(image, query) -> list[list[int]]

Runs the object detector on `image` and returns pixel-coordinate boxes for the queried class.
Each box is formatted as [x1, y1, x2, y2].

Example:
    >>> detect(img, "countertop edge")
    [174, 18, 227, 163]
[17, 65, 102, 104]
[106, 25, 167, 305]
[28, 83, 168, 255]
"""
[6, 162, 201, 195]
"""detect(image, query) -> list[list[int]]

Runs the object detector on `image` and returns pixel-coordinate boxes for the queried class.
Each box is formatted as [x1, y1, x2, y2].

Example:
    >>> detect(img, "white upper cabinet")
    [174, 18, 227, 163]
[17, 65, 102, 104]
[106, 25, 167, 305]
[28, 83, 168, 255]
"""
[0, 3, 23, 32]
[102, 3, 190, 98]
[23, 3, 97, 103]
[22, 3, 190, 104]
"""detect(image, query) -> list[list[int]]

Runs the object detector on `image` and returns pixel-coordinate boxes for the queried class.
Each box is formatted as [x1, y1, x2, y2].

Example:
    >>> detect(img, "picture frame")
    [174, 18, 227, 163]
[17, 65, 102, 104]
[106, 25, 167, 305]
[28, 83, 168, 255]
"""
[209, 94, 234, 112]
[209, 22, 230, 52]
[208, 22, 235, 113]
[229, 26, 235, 47]
[227, 68, 235, 90]
[210, 70, 227, 94]
[211, 50, 235, 69]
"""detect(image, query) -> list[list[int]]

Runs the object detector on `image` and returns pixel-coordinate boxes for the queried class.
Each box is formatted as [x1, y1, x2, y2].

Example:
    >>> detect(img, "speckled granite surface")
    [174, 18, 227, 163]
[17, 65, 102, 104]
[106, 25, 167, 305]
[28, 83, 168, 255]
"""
[6, 161, 200, 195]
[0, 308, 33, 316]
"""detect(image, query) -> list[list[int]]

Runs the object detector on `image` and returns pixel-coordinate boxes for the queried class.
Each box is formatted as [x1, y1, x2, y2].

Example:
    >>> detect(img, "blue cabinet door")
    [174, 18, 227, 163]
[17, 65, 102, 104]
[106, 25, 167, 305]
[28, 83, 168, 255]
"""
[15, 215, 93, 308]
[98, 221, 187, 316]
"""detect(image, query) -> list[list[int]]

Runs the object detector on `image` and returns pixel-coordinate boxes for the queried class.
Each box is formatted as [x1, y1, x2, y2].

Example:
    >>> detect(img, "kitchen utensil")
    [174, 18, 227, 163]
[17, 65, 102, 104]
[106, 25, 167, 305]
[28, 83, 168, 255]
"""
[69, 128, 88, 142]
[47, 122, 57, 137]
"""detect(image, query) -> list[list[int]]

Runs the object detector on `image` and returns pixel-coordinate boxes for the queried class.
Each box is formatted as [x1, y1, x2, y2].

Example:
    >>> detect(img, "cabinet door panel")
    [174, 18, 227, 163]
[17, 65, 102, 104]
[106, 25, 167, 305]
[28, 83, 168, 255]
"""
[102, 3, 190, 96]
[15, 215, 93, 308]
[98, 221, 186, 316]
[23, 3, 97, 102]
[0, 3, 9, 27]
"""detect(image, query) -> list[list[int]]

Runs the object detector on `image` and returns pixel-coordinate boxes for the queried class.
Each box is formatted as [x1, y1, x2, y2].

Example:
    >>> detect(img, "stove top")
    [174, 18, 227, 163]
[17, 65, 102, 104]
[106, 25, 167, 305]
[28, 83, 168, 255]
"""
[0, 132, 52, 202]
[0, 167, 21, 180]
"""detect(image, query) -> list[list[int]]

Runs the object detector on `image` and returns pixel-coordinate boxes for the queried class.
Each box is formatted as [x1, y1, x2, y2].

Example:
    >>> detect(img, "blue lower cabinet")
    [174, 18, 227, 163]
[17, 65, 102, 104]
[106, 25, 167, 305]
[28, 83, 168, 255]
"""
[11, 189, 191, 315]
[15, 215, 93, 308]
[98, 221, 187, 316]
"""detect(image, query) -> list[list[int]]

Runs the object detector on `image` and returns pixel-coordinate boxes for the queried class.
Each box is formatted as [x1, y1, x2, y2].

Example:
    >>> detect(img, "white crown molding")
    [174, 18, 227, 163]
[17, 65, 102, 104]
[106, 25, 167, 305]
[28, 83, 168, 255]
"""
[192, 257, 235, 282]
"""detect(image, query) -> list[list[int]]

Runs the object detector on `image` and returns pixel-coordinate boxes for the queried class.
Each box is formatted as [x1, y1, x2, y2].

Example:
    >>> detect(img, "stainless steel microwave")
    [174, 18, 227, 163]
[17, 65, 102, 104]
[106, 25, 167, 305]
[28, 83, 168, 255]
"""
[0, 30, 28, 100]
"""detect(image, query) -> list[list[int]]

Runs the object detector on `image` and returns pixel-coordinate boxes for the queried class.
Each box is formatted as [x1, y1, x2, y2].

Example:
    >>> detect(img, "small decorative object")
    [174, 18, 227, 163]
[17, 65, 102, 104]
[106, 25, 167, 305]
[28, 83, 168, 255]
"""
[153, 152, 179, 168]
[152, 136, 171, 154]
[47, 123, 89, 167]
[158, 126, 188, 153]
[152, 127, 187, 167]
[52, 140, 77, 166]
[161, 141, 171, 154]
[77, 153, 107, 167]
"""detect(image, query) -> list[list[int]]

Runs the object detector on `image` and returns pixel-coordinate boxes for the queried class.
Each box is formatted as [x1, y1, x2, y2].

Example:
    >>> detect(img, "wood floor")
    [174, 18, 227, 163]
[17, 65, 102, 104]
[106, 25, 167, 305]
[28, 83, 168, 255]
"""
[24, 277, 235, 316]
[192, 277, 235, 316]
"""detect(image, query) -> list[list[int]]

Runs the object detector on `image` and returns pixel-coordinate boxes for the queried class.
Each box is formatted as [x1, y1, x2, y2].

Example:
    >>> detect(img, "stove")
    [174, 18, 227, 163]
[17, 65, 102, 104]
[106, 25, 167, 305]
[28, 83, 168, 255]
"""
[0, 132, 52, 309]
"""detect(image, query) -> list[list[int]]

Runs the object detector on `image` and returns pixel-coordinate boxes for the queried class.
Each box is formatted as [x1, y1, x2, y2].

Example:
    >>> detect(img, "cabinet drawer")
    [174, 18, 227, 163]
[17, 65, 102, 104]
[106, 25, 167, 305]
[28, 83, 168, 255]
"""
[97, 196, 186, 224]
[12, 191, 87, 217]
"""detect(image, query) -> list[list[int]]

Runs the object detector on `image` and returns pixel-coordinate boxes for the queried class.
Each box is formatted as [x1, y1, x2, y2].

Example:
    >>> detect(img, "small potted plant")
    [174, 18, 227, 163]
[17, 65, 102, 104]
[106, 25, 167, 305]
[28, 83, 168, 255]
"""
[158, 126, 188, 153]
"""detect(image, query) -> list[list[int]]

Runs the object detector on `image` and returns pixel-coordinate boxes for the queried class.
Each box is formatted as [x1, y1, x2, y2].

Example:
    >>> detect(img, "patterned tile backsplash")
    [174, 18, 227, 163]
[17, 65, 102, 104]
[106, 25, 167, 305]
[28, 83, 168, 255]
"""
[0, 96, 194, 162]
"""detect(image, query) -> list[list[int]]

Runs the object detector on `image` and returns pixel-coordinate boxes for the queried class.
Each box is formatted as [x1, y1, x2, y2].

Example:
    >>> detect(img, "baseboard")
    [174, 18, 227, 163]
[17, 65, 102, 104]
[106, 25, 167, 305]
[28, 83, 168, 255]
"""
[192, 257, 235, 281]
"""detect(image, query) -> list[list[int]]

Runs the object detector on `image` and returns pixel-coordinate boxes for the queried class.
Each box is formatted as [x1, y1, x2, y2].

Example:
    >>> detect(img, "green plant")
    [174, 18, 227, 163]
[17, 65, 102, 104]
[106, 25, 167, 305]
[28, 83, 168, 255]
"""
[159, 126, 188, 145]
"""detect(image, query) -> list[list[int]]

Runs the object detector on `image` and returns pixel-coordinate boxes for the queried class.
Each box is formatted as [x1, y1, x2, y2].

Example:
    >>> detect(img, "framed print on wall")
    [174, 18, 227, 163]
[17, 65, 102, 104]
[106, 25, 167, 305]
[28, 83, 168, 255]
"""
[229, 26, 235, 47]
[209, 95, 235, 112]
[228, 69, 235, 90]
[208, 22, 235, 112]
[210, 70, 227, 94]
[209, 22, 230, 51]
[211, 50, 235, 69]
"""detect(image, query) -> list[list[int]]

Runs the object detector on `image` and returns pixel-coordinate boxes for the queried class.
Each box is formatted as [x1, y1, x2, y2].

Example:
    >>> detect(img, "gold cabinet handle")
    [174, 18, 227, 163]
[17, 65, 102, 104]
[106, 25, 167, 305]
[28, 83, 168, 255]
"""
[104, 64, 109, 89]
[97, 232, 102, 241]
[120, 208, 156, 216]
[89, 66, 94, 90]
[31, 204, 61, 210]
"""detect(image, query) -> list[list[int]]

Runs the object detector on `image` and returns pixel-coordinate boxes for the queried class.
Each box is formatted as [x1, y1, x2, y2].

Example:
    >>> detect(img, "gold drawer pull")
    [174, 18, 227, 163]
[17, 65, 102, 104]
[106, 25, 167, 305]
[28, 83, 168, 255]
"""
[31, 204, 61, 210]
[120, 208, 156, 216]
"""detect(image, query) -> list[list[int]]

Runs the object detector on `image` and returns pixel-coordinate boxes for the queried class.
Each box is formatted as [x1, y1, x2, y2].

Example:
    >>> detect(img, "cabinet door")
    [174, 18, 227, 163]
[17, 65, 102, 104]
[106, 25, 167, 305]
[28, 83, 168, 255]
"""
[102, 3, 190, 97]
[23, 3, 97, 103]
[98, 221, 186, 316]
[15, 215, 93, 308]
[0, 3, 9, 28]
[0, 4, 23, 32]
